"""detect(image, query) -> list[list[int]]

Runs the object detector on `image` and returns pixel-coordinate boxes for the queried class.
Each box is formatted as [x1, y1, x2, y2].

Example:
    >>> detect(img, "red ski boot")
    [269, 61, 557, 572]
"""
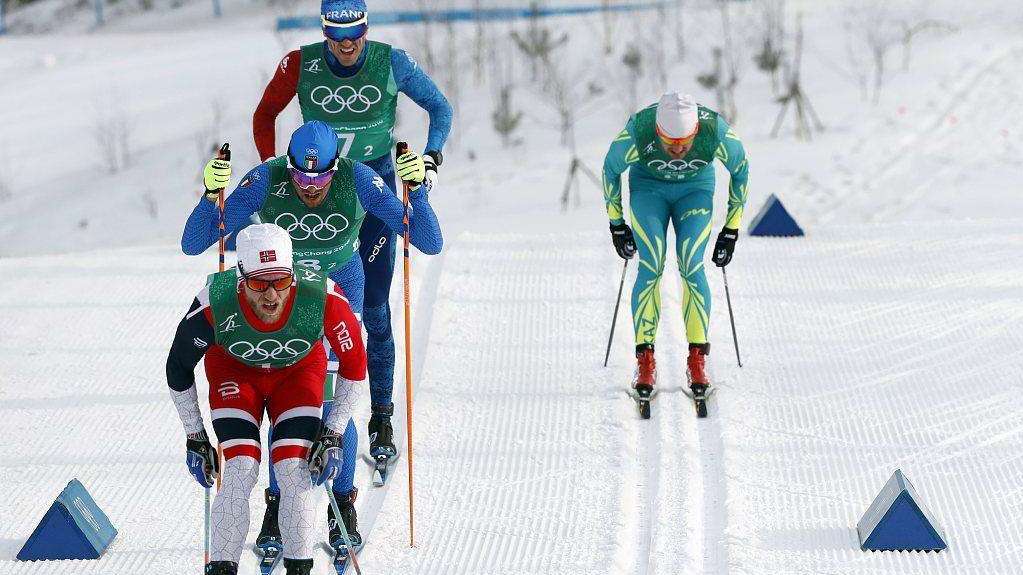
[687, 344, 712, 418]
[632, 345, 656, 419]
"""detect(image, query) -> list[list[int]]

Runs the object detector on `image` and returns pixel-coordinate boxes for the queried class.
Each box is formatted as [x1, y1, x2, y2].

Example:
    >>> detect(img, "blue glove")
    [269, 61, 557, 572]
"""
[307, 425, 343, 486]
[185, 431, 219, 488]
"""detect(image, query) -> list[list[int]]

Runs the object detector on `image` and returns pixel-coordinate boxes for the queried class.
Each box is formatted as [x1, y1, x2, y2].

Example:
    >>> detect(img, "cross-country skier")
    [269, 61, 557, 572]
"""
[602, 92, 749, 405]
[166, 224, 366, 575]
[253, 0, 451, 471]
[181, 120, 442, 559]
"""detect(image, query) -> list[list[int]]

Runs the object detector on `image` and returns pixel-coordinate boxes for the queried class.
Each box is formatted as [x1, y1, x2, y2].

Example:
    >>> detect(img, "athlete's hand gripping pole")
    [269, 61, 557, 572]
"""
[325, 483, 363, 575]
[396, 141, 416, 548]
[603, 259, 629, 368]
[211, 143, 231, 274]
[722, 267, 742, 368]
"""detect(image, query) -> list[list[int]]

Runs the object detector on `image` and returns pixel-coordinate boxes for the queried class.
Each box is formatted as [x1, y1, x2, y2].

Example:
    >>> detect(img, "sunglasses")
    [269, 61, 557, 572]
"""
[322, 16, 368, 42]
[288, 167, 335, 189]
[243, 274, 294, 293]
[656, 124, 698, 148]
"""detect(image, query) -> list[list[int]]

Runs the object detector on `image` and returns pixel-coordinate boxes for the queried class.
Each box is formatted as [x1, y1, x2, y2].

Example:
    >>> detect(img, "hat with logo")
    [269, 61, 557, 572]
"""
[236, 224, 293, 279]
[321, 0, 369, 42]
[655, 92, 700, 142]
[287, 121, 339, 174]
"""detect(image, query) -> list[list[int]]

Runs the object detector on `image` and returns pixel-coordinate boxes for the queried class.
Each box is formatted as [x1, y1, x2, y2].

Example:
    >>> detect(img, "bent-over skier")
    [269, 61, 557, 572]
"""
[602, 92, 750, 412]
[166, 224, 365, 575]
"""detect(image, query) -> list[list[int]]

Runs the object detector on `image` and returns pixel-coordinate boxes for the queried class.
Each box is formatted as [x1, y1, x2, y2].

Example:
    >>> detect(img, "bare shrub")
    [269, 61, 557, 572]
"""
[93, 95, 132, 174]
[142, 190, 158, 220]
[770, 14, 823, 140]
[491, 86, 523, 148]
[194, 96, 227, 167]
[621, 43, 643, 113]
[753, 0, 786, 96]
[510, 2, 568, 82]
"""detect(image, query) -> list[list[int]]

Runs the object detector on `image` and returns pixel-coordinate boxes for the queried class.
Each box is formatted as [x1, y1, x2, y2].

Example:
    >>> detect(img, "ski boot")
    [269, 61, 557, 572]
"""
[368, 403, 398, 485]
[328, 488, 363, 550]
[631, 344, 657, 419]
[205, 561, 238, 575]
[254, 489, 283, 573]
[283, 558, 313, 575]
[687, 343, 712, 418]
[255, 488, 283, 549]
[368, 403, 397, 458]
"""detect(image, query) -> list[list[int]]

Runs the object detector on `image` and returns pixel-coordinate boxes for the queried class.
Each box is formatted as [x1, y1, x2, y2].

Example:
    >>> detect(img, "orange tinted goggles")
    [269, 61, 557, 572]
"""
[656, 125, 698, 147]
[244, 275, 294, 293]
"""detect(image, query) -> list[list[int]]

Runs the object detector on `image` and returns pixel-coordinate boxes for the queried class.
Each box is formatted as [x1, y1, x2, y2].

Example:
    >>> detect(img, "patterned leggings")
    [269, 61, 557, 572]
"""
[629, 181, 715, 347]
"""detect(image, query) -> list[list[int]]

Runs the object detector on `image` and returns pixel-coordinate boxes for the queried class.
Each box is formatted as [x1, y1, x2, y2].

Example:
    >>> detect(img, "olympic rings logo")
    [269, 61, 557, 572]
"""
[647, 159, 709, 171]
[228, 339, 312, 362]
[275, 213, 350, 241]
[309, 85, 382, 114]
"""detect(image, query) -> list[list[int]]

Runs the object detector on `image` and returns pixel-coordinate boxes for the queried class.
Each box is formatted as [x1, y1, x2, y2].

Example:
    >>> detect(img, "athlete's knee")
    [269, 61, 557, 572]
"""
[212, 408, 261, 462]
[221, 455, 260, 491]
[270, 406, 321, 464]
[363, 303, 392, 338]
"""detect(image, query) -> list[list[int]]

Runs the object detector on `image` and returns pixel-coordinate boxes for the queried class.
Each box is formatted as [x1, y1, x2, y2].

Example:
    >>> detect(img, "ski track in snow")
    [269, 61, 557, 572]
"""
[3, 225, 1023, 574]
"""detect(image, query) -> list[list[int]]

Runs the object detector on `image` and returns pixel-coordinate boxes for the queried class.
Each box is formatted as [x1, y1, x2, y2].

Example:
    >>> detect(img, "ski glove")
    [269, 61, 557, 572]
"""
[610, 222, 636, 260]
[308, 425, 343, 486]
[395, 151, 426, 189]
[203, 157, 231, 195]
[424, 150, 442, 188]
[185, 430, 220, 488]
[712, 227, 739, 267]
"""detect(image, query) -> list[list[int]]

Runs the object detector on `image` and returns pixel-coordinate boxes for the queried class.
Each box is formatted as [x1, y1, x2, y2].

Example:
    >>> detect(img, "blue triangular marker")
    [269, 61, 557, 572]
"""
[17, 479, 117, 561]
[748, 194, 804, 236]
[857, 469, 947, 552]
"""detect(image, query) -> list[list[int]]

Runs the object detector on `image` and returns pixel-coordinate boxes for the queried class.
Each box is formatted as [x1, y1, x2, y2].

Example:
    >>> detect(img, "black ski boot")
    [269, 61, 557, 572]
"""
[368, 403, 397, 458]
[255, 488, 282, 550]
[328, 488, 363, 550]
[205, 561, 238, 575]
[283, 558, 313, 575]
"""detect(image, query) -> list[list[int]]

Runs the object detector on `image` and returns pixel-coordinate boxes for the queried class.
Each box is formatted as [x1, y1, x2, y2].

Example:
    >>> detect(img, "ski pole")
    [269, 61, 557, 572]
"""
[721, 267, 742, 368]
[325, 483, 363, 575]
[213, 142, 230, 489]
[215, 143, 231, 274]
[203, 486, 211, 566]
[603, 259, 629, 367]
[395, 141, 416, 548]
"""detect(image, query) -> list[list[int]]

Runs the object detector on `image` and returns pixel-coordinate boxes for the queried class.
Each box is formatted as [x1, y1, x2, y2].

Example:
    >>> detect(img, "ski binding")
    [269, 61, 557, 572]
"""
[253, 542, 283, 575]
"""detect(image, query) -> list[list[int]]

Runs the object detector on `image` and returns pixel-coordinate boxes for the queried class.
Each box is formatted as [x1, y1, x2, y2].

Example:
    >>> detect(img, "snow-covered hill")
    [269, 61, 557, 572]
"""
[1, 1, 1022, 573]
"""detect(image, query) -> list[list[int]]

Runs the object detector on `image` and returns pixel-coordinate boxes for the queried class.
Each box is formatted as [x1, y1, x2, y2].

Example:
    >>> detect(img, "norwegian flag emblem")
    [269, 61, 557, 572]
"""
[259, 250, 277, 263]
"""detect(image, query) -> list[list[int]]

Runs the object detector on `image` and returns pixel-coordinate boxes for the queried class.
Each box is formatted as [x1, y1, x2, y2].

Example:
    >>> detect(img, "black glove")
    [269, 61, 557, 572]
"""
[610, 222, 636, 260]
[712, 227, 739, 267]
[424, 150, 443, 171]
[185, 430, 220, 488]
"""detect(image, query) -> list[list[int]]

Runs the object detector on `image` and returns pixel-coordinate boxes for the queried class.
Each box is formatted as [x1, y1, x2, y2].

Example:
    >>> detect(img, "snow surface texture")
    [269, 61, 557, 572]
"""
[2, 0, 1023, 573]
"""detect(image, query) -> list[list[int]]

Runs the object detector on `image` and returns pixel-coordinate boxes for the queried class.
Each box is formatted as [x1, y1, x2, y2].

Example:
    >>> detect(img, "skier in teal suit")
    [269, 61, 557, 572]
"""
[602, 92, 749, 399]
